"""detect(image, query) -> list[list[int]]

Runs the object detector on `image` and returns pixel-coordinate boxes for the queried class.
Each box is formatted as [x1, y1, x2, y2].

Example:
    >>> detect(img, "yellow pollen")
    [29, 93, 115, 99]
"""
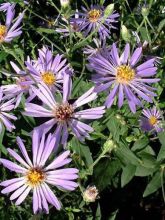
[149, 116, 157, 126]
[0, 25, 6, 42]
[88, 9, 101, 22]
[27, 168, 45, 186]
[116, 65, 135, 84]
[54, 103, 74, 121]
[41, 72, 55, 86]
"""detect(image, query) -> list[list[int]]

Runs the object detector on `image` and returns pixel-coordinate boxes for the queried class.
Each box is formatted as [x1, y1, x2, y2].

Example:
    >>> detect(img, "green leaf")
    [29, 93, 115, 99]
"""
[135, 165, 154, 177]
[143, 172, 161, 197]
[106, 117, 121, 142]
[108, 210, 118, 220]
[37, 28, 55, 34]
[121, 164, 136, 187]
[0, 51, 8, 63]
[95, 203, 101, 220]
[158, 131, 165, 146]
[158, 19, 165, 32]
[115, 143, 140, 166]
[140, 27, 151, 43]
[157, 145, 165, 161]
[69, 137, 93, 168]
[94, 159, 121, 190]
[137, 152, 157, 168]
[132, 137, 149, 151]
[100, 0, 106, 5]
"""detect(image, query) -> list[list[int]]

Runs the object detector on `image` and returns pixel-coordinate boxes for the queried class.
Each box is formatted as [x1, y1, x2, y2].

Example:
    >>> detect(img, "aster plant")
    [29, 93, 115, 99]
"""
[0, 4, 24, 43]
[140, 107, 164, 133]
[0, 3, 13, 12]
[24, 74, 105, 146]
[0, 89, 17, 132]
[0, 129, 78, 214]
[25, 46, 72, 91]
[88, 43, 160, 113]
[71, 4, 119, 40]
[1, 61, 34, 108]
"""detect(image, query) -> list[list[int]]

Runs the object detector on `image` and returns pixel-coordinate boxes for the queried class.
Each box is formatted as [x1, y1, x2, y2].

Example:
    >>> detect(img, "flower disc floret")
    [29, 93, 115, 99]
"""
[88, 9, 101, 22]
[0, 25, 6, 42]
[116, 65, 135, 84]
[41, 71, 56, 86]
[27, 168, 45, 187]
[149, 116, 157, 126]
[54, 103, 74, 122]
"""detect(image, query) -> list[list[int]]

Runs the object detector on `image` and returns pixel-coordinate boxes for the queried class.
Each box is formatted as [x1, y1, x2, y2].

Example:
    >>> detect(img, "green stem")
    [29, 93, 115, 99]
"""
[47, 0, 61, 13]
[161, 166, 165, 203]
[27, 8, 52, 23]
[35, 28, 66, 54]
[144, 19, 151, 44]
[82, 0, 89, 9]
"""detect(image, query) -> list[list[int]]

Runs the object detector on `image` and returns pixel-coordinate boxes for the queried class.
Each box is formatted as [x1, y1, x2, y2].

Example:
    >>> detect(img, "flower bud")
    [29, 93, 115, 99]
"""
[60, 0, 70, 8]
[121, 25, 131, 42]
[104, 4, 114, 18]
[126, 136, 134, 143]
[83, 186, 99, 203]
[103, 139, 117, 152]
[141, 6, 149, 17]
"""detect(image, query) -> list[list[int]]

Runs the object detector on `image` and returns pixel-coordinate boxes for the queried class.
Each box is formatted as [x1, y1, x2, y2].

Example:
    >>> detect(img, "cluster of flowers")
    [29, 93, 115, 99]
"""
[0, 2, 163, 215]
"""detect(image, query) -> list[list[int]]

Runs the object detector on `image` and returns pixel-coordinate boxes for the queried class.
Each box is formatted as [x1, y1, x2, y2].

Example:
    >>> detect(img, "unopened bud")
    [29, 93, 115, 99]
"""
[126, 136, 135, 143]
[83, 186, 99, 203]
[60, 0, 70, 8]
[104, 4, 114, 18]
[121, 25, 131, 42]
[103, 139, 117, 152]
[141, 6, 149, 17]
[116, 114, 122, 120]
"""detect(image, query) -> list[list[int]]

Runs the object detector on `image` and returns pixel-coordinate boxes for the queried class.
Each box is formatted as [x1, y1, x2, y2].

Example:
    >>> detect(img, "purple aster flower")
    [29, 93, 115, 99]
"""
[71, 5, 119, 40]
[88, 43, 160, 113]
[0, 5, 24, 43]
[56, 16, 80, 37]
[25, 46, 72, 91]
[83, 38, 110, 57]
[0, 3, 14, 12]
[0, 89, 17, 132]
[140, 107, 164, 133]
[0, 129, 78, 214]
[24, 74, 105, 146]
[1, 62, 34, 108]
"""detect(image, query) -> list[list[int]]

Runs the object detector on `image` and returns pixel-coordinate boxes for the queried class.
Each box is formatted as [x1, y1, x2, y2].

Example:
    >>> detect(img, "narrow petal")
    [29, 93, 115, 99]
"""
[15, 186, 31, 205]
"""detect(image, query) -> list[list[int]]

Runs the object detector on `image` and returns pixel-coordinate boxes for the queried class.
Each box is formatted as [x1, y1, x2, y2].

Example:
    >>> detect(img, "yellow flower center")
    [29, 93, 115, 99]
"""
[27, 168, 45, 187]
[0, 25, 6, 42]
[54, 103, 74, 121]
[41, 71, 55, 86]
[149, 116, 157, 126]
[116, 65, 135, 84]
[88, 9, 101, 22]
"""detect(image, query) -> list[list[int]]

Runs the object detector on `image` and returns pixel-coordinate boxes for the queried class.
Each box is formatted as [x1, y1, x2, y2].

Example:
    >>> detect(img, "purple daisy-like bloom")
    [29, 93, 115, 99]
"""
[83, 38, 110, 57]
[140, 107, 164, 133]
[0, 89, 17, 132]
[0, 3, 14, 12]
[56, 15, 80, 38]
[0, 5, 24, 43]
[0, 129, 78, 214]
[25, 46, 72, 91]
[71, 5, 119, 40]
[24, 74, 105, 146]
[88, 43, 160, 113]
[1, 62, 34, 108]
